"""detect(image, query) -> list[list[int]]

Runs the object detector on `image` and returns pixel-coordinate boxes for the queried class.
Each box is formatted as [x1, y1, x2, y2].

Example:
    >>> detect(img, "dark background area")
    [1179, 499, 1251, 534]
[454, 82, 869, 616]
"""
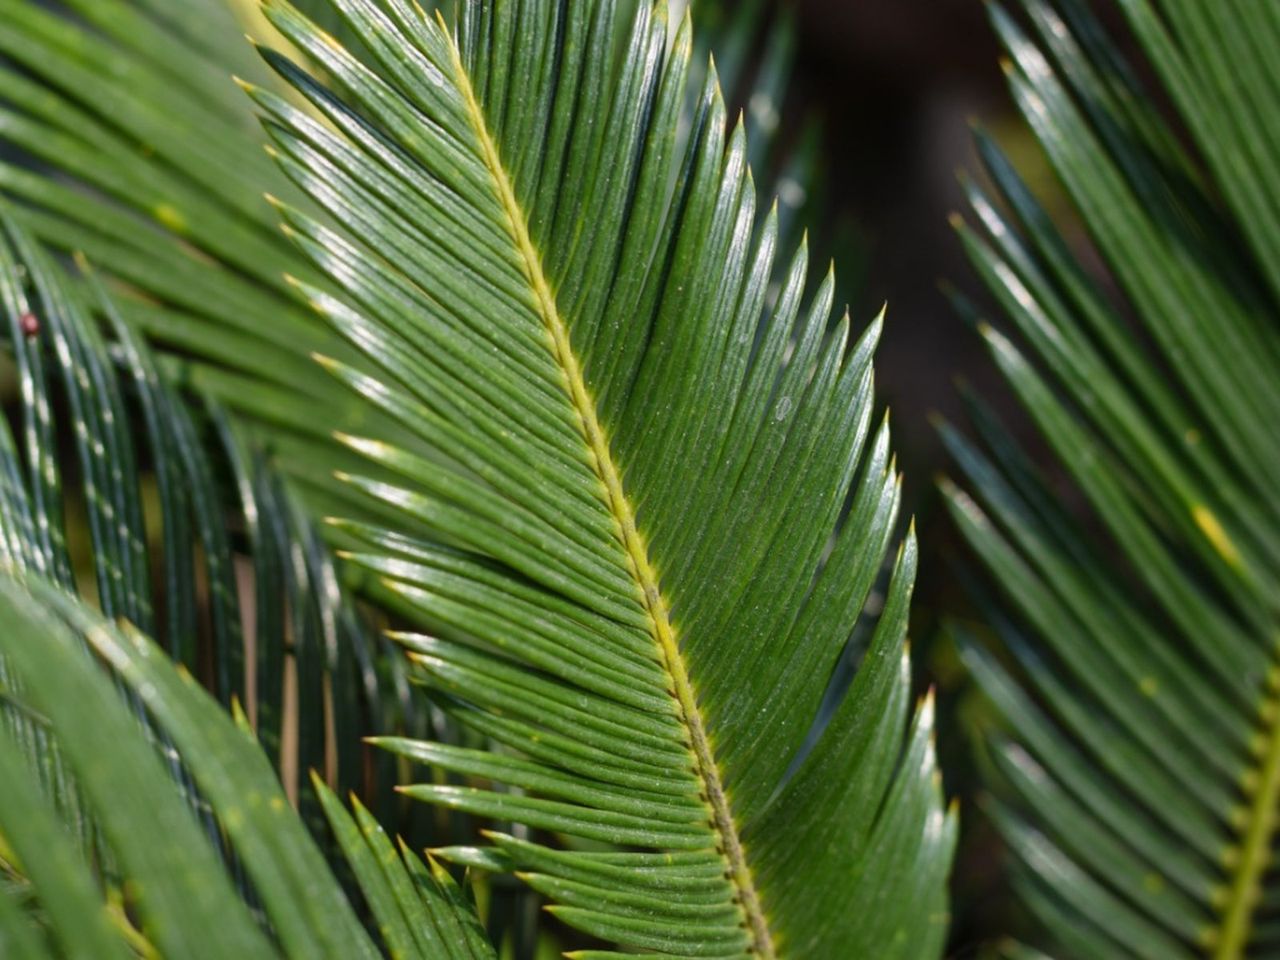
[791, 0, 1006, 459]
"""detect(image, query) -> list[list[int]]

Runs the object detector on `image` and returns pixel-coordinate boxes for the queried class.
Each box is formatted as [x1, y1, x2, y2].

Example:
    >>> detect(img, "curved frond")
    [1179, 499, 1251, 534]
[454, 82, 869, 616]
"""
[0, 214, 423, 843]
[0, 575, 494, 960]
[946, 1, 1280, 956]
[246, 1, 955, 956]
[0, 0, 829, 518]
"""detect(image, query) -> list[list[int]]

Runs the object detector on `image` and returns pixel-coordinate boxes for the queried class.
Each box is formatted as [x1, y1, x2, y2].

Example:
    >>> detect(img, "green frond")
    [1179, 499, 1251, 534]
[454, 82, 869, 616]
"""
[0, 0, 953, 955]
[0, 574, 494, 959]
[0, 215, 426, 849]
[947, 1, 1280, 956]
[0, 0, 831, 514]
[247, 0, 955, 956]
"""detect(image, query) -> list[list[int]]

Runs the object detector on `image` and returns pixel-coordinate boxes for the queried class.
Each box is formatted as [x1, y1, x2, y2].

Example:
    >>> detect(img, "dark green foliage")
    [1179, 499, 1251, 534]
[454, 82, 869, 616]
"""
[945, 1, 1280, 956]
[0, 213, 417, 817]
[0, 574, 492, 959]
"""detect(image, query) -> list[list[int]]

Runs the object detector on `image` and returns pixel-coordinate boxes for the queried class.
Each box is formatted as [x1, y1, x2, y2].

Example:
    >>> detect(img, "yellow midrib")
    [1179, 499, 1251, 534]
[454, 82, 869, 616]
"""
[1212, 663, 1280, 959]
[443, 22, 776, 958]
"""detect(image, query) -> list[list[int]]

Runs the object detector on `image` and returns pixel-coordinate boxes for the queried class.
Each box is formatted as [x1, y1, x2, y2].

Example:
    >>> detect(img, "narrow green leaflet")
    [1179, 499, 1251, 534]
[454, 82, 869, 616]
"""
[0, 574, 494, 959]
[313, 776, 495, 959]
[248, 0, 955, 956]
[946, 1, 1280, 957]
[0, 721, 131, 960]
[0, 593, 276, 959]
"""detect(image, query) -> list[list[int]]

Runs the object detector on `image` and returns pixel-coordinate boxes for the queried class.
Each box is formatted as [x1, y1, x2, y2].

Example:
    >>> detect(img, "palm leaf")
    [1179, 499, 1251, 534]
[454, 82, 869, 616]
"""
[0, 0, 829, 518]
[0, 212, 427, 845]
[0, 573, 494, 960]
[0, 0, 395, 505]
[944, 0, 1280, 956]
[240, 0, 955, 956]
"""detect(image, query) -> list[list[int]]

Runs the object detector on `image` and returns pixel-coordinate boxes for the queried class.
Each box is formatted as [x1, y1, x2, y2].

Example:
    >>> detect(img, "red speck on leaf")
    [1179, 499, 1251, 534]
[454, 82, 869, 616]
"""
[18, 312, 38, 338]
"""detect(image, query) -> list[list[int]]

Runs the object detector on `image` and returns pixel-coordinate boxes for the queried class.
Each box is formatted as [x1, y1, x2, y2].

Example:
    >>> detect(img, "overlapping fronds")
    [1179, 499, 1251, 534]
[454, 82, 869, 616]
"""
[0, 216, 482, 960]
[0, 214, 424, 842]
[0, 0, 827, 513]
[0, 0, 406, 506]
[0, 0, 955, 955]
[243, 0, 955, 956]
[944, 1, 1280, 956]
[0, 575, 493, 960]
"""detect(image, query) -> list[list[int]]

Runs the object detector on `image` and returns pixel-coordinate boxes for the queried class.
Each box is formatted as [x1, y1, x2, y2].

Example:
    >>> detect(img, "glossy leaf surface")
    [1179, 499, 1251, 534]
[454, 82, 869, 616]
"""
[250, 0, 956, 956]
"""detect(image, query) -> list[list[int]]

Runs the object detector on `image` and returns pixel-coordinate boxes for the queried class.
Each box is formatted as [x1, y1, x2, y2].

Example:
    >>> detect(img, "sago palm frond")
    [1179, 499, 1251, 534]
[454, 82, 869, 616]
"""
[0, 0, 955, 955]
[943, 1, 1280, 957]
[0, 574, 494, 960]
[0, 0, 400, 503]
[239, 0, 956, 956]
[0, 212, 427, 842]
[0, 0, 827, 515]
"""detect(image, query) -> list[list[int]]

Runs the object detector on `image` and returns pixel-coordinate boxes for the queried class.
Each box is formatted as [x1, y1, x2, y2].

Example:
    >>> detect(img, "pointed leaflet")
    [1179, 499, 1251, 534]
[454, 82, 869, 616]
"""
[0, 575, 494, 959]
[250, 0, 954, 955]
[947, 1, 1280, 956]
